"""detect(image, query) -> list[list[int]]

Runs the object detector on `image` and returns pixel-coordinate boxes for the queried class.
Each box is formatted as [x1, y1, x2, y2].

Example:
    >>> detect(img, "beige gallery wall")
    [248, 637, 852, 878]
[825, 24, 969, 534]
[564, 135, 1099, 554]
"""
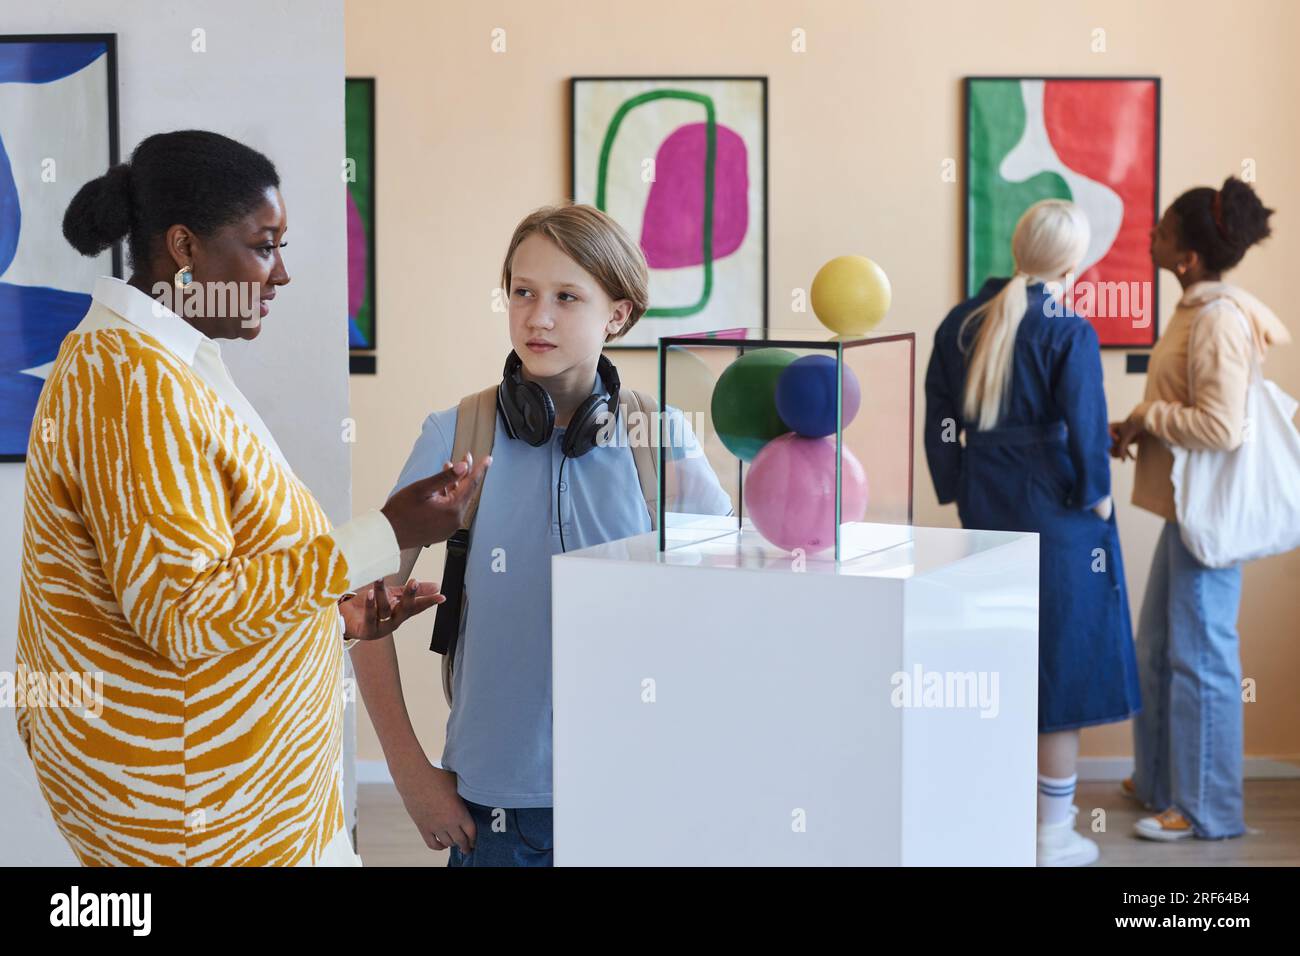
[342, 0, 1300, 768]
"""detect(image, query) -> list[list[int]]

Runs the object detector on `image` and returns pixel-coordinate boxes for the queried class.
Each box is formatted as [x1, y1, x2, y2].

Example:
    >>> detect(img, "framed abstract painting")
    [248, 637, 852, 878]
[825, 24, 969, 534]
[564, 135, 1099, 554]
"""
[0, 34, 119, 460]
[571, 76, 768, 348]
[964, 76, 1161, 347]
[346, 76, 376, 374]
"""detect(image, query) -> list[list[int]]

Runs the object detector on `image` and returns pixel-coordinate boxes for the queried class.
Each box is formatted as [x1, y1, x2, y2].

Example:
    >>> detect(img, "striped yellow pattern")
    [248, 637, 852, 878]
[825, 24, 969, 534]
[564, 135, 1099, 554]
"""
[16, 325, 354, 866]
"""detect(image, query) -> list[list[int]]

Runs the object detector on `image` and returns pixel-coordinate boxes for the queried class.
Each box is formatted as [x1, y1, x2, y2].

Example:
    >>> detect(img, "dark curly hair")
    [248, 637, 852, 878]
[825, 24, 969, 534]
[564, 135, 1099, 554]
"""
[62, 129, 280, 272]
[1170, 176, 1273, 273]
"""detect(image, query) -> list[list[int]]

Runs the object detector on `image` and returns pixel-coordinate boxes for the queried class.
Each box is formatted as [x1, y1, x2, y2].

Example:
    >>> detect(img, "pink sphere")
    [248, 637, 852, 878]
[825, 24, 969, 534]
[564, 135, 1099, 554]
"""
[744, 434, 869, 555]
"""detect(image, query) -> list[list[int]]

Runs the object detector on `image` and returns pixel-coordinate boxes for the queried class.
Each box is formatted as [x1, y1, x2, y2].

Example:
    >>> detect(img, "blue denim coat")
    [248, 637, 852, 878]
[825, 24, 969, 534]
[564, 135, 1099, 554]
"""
[925, 277, 1141, 732]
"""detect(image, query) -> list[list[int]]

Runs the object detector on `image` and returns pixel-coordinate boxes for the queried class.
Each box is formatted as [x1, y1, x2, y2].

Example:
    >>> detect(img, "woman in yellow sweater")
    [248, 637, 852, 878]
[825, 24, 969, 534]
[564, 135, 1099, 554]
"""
[15, 130, 487, 866]
[1110, 177, 1290, 843]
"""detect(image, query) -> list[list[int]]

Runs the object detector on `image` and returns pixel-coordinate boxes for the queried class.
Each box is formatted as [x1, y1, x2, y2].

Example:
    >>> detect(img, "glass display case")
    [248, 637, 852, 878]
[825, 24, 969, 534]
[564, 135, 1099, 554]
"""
[657, 327, 915, 562]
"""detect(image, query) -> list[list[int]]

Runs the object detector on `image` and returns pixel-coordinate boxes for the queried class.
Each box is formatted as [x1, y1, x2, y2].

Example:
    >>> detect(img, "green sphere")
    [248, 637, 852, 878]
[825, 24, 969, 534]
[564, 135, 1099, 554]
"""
[710, 348, 799, 461]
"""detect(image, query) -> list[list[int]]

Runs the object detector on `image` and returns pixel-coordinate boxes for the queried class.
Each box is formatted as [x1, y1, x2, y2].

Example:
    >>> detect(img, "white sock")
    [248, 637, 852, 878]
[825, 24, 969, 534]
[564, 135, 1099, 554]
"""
[1037, 773, 1077, 825]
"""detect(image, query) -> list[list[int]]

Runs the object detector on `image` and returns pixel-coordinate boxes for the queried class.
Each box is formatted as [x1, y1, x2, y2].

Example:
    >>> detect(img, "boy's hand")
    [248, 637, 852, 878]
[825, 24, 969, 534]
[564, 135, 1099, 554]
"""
[381, 452, 492, 550]
[393, 758, 477, 855]
[341, 579, 444, 642]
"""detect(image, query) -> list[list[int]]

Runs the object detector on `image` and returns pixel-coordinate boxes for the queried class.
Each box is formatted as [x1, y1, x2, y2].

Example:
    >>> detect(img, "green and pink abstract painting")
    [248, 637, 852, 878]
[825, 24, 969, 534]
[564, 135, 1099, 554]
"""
[346, 77, 375, 353]
[572, 77, 767, 347]
[966, 77, 1160, 347]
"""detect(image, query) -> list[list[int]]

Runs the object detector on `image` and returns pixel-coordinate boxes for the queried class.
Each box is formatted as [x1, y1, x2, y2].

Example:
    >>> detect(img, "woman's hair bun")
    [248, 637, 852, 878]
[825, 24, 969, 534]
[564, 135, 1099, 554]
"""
[62, 163, 133, 257]
[1217, 176, 1273, 250]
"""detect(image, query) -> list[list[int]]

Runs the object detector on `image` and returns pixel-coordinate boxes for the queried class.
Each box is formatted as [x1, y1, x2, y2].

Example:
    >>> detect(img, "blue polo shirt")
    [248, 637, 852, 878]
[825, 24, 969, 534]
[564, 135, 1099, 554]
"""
[390, 376, 732, 808]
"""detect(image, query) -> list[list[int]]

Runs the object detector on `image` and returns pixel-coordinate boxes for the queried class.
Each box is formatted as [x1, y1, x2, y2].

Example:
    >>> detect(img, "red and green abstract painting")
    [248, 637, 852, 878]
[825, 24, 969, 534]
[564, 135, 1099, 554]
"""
[345, 77, 375, 353]
[966, 77, 1160, 347]
[572, 77, 767, 348]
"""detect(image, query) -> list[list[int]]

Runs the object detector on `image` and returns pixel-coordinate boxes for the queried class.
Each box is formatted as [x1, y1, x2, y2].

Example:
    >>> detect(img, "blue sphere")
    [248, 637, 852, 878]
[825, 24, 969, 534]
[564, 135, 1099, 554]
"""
[774, 354, 862, 438]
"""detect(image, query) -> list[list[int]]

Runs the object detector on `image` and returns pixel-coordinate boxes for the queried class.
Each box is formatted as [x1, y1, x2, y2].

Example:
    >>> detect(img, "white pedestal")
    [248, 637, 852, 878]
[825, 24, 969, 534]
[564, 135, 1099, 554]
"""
[552, 522, 1039, 866]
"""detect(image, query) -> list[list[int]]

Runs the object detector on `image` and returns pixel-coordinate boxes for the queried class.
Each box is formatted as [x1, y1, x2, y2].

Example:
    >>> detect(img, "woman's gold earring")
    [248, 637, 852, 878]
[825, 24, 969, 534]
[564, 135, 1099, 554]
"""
[174, 265, 193, 289]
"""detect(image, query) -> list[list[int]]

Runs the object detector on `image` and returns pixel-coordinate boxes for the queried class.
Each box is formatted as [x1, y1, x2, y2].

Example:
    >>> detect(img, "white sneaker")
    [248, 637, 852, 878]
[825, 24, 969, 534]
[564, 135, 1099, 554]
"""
[1037, 807, 1100, 866]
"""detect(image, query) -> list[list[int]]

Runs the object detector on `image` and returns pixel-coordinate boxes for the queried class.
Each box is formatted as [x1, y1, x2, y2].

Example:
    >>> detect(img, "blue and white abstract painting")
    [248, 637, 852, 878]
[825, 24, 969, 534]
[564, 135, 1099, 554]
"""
[0, 36, 117, 459]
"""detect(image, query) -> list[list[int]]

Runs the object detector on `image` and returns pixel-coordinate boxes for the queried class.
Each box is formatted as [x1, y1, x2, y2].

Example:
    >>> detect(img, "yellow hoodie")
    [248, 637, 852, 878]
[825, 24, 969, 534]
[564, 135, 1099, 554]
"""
[1130, 281, 1292, 522]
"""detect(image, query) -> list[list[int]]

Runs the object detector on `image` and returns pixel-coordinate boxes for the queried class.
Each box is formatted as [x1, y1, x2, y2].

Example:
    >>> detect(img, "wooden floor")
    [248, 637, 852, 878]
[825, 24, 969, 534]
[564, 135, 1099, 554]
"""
[357, 780, 1300, 867]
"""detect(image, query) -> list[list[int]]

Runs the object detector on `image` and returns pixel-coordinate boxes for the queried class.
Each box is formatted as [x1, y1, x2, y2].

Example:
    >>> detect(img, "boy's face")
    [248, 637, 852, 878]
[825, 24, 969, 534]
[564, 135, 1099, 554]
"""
[507, 233, 632, 380]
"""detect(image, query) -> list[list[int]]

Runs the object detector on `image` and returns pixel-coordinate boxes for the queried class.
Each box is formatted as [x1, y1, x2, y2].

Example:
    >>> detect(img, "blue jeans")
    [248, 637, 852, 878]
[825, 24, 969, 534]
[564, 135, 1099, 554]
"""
[447, 799, 553, 867]
[1132, 523, 1245, 839]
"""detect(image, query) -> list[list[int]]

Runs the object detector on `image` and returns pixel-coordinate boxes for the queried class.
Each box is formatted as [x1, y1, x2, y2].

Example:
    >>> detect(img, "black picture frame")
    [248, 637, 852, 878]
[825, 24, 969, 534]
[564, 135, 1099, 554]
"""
[962, 75, 1162, 349]
[570, 75, 769, 349]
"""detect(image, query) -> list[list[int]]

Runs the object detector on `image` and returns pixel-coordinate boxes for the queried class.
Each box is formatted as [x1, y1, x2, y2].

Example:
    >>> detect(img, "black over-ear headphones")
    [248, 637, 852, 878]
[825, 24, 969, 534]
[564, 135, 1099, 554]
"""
[496, 350, 622, 458]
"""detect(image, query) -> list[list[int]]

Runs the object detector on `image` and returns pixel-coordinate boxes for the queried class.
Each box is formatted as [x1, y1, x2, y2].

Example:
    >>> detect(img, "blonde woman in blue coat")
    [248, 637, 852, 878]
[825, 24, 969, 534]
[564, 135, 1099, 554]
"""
[925, 199, 1141, 866]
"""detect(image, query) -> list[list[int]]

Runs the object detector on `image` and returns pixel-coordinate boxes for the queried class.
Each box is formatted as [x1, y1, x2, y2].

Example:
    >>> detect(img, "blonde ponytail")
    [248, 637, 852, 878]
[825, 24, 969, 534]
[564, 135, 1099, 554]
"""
[961, 200, 1091, 431]
[961, 274, 1030, 431]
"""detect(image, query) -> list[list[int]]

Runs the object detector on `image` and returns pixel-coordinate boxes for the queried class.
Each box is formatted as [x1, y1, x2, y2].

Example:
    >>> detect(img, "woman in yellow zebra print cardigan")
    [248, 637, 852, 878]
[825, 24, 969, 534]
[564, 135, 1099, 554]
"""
[15, 131, 487, 866]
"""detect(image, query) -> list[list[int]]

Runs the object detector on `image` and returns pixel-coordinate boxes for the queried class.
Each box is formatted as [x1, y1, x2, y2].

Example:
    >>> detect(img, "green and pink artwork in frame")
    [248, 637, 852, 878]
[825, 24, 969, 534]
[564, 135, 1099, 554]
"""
[571, 77, 768, 347]
[346, 77, 376, 357]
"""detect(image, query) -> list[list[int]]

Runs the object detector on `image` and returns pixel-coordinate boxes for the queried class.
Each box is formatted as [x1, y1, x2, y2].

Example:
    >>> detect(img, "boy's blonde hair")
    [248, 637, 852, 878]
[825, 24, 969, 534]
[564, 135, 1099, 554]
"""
[500, 204, 650, 342]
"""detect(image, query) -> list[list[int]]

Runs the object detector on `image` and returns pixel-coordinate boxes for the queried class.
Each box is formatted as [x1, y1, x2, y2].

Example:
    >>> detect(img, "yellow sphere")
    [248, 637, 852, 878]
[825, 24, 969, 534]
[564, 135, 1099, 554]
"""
[811, 255, 892, 335]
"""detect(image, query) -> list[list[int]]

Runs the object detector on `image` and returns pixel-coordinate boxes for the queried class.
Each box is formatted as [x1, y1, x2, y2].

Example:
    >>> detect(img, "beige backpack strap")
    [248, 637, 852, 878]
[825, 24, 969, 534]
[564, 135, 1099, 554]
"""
[441, 386, 499, 705]
[623, 389, 665, 530]
[452, 385, 499, 526]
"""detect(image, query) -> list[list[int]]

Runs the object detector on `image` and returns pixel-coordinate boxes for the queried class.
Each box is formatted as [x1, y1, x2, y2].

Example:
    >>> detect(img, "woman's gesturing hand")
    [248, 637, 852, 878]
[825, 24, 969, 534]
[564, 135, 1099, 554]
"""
[341, 578, 445, 641]
[380, 452, 492, 550]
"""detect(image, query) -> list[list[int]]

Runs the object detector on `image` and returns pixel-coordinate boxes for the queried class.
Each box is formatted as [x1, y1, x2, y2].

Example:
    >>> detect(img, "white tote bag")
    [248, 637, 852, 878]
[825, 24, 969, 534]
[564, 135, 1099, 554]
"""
[1169, 308, 1300, 568]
